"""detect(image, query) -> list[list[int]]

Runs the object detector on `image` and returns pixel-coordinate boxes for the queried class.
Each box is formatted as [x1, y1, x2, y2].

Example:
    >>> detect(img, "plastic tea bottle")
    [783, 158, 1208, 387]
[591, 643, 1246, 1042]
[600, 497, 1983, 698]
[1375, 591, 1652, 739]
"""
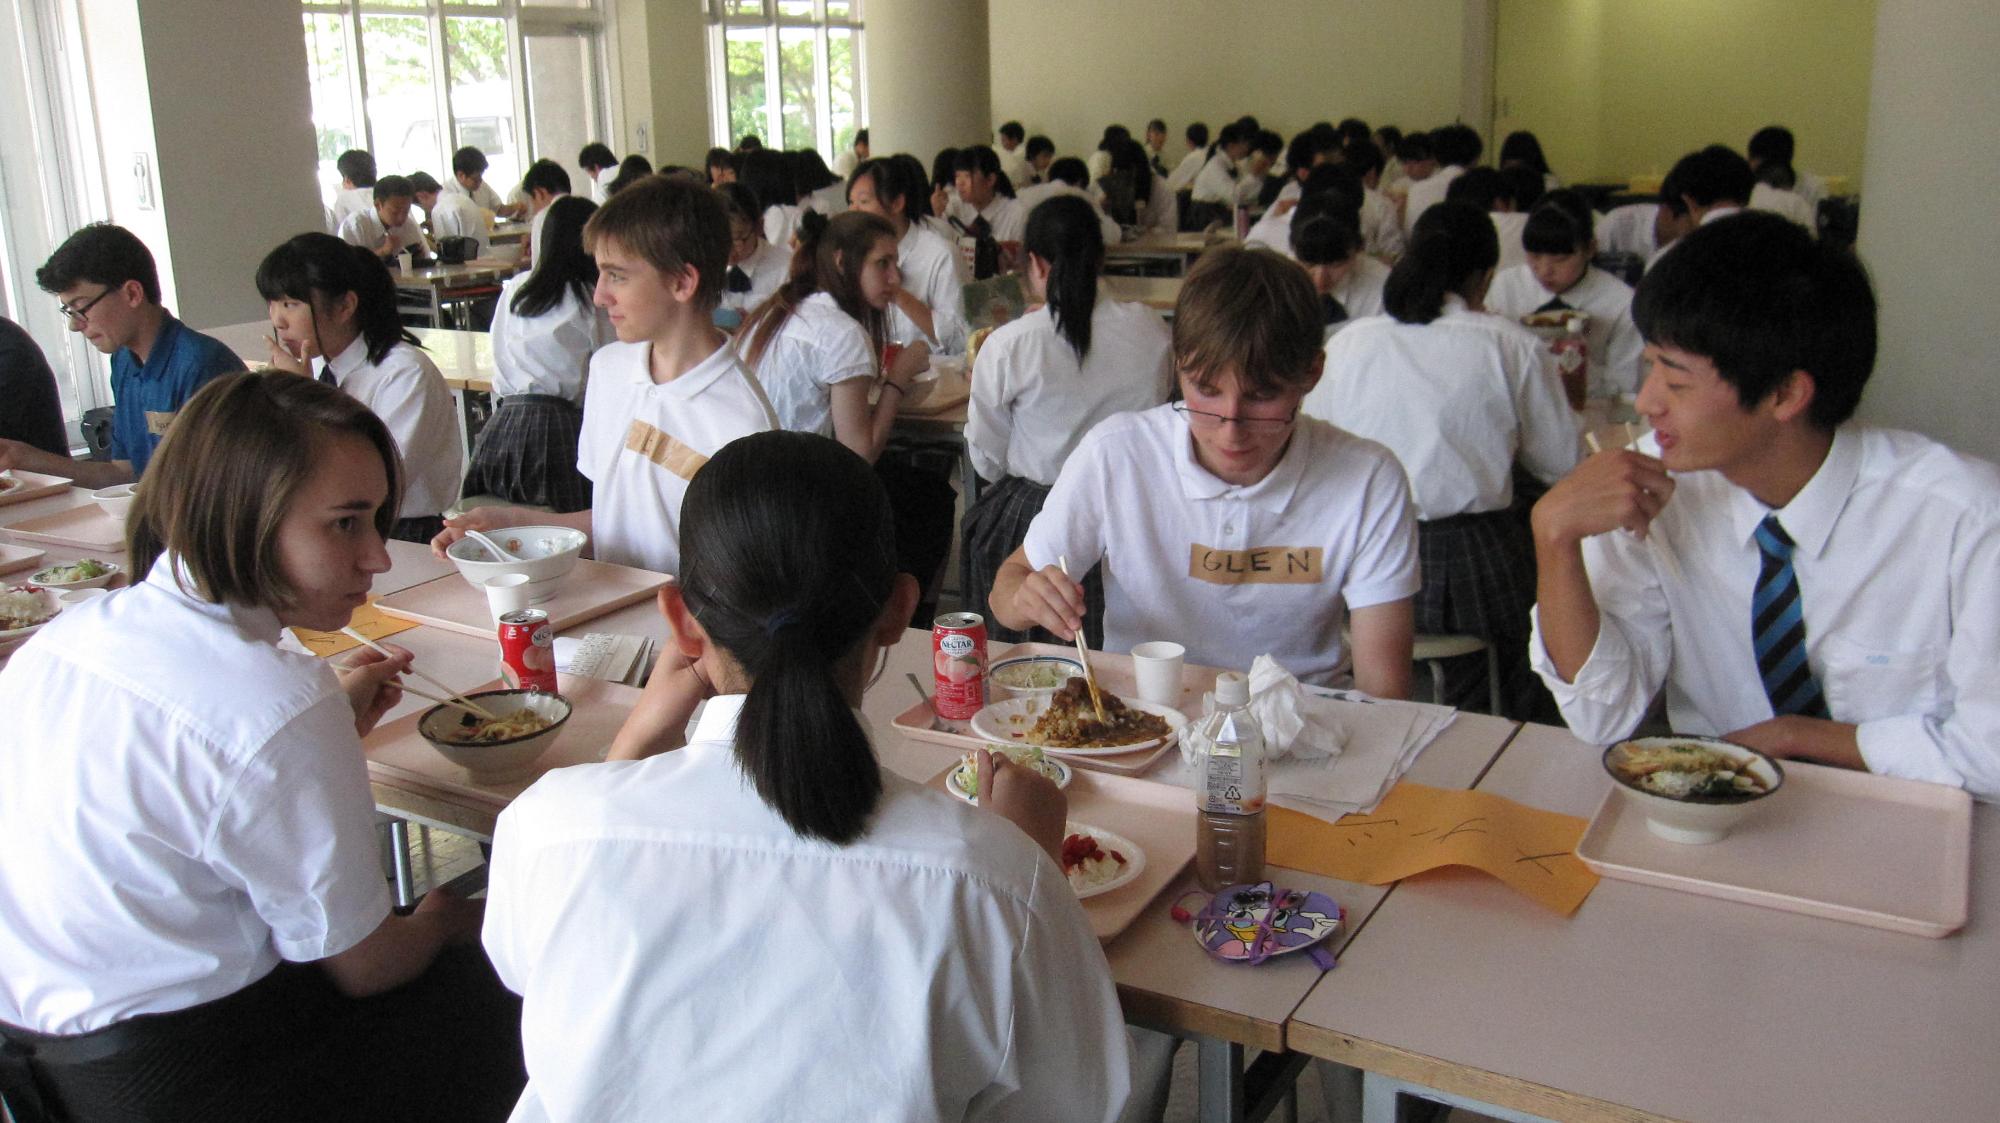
[1193, 671, 1267, 891]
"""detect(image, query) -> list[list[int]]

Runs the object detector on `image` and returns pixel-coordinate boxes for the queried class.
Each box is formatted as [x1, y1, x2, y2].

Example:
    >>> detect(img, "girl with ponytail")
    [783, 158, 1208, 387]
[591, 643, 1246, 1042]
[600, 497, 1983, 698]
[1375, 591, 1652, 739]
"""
[736, 210, 928, 462]
[1307, 199, 1579, 720]
[482, 431, 1133, 1121]
[962, 194, 1173, 648]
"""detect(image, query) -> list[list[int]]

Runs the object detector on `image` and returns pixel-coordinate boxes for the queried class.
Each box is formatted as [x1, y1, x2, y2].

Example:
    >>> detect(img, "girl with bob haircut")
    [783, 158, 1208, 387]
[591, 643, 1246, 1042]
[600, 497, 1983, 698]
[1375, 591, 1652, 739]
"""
[1484, 187, 1646, 398]
[461, 194, 610, 512]
[963, 194, 1172, 648]
[257, 232, 459, 542]
[481, 430, 1133, 1122]
[735, 209, 928, 463]
[0, 371, 524, 1122]
[1308, 200, 1577, 719]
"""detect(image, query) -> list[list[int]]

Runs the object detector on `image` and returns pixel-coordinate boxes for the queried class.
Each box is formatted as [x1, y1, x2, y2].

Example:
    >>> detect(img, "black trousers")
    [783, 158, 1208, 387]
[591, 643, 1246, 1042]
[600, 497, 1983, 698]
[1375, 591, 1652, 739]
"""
[0, 947, 524, 1123]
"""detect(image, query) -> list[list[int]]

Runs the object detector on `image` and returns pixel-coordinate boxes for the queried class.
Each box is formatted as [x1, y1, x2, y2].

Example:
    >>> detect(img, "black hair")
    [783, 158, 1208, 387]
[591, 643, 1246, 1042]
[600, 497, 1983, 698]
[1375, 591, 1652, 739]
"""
[1376, 125, 1404, 150]
[999, 121, 1025, 143]
[1340, 138, 1384, 180]
[1498, 131, 1550, 177]
[1185, 122, 1210, 148]
[1747, 126, 1796, 169]
[1210, 122, 1243, 159]
[1338, 117, 1371, 146]
[1234, 115, 1261, 134]
[406, 171, 442, 196]
[521, 159, 572, 198]
[1102, 139, 1153, 225]
[845, 157, 903, 217]
[510, 195, 599, 319]
[1251, 130, 1284, 160]
[1024, 194, 1104, 361]
[1396, 133, 1434, 164]
[37, 223, 162, 304]
[853, 128, 869, 148]
[737, 134, 764, 152]
[1656, 165, 1690, 216]
[718, 181, 762, 228]
[1096, 124, 1130, 152]
[1633, 211, 1874, 429]
[953, 145, 1016, 197]
[451, 146, 488, 178]
[929, 148, 960, 193]
[739, 149, 798, 210]
[1291, 211, 1362, 267]
[1297, 164, 1364, 219]
[578, 142, 617, 172]
[1446, 166, 1511, 211]
[1431, 123, 1483, 167]
[607, 155, 654, 196]
[1522, 188, 1596, 256]
[1025, 135, 1054, 162]
[336, 149, 376, 187]
[372, 175, 414, 203]
[677, 430, 899, 845]
[1147, 118, 1166, 135]
[790, 148, 841, 194]
[1286, 130, 1330, 179]
[1383, 201, 1498, 325]
[1665, 145, 1754, 208]
[889, 154, 933, 218]
[255, 233, 420, 365]
[1501, 163, 1546, 211]
[706, 146, 734, 172]
[1045, 157, 1089, 188]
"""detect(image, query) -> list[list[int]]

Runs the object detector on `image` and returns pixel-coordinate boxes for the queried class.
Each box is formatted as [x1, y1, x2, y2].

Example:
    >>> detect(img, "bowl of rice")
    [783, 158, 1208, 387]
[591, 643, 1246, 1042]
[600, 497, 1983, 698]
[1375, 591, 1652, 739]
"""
[417, 689, 572, 781]
[444, 526, 587, 604]
[1603, 735, 1784, 844]
[0, 587, 61, 654]
[987, 654, 1084, 702]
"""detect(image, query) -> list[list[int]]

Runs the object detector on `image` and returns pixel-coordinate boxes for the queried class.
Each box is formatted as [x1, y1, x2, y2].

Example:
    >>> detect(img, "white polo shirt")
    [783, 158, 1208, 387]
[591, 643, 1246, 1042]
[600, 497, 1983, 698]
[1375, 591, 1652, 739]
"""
[719, 240, 793, 316]
[1484, 264, 1646, 398]
[490, 274, 611, 403]
[745, 292, 876, 438]
[331, 185, 376, 228]
[890, 223, 967, 354]
[1593, 202, 1660, 261]
[576, 337, 777, 574]
[336, 209, 428, 256]
[446, 178, 506, 213]
[428, 191, 489, 256]
[0, 559, 390, 1034]
[1166, 148, 1206, 195]
[1402, 163, 1465, 234]
[1325, 255, 1391, 336]
[1361, 188, 1406, 258]
[1023, 405, 1420, 685]
[318, 335, 459, 520]
[1189, 153, 1240, 206]
[1491, 210, 1529, 273]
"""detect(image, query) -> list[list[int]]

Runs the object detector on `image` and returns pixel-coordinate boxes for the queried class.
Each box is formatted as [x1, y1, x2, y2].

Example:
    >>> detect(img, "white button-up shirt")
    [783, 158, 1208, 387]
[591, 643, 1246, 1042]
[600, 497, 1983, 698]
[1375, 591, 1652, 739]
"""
[1166, 148, 1207, 195]
[718, 239, 793, 317]
[428, 191, 490, 257]
[1484, 264, 1646, 398]
[490, 273, 611, 404]
[1530, 427, 2000, 798]
[318, 335, 460, 520]
[889, 223, 967, 355]
[744, 291, 876, 438]
[966, 295, 1173, 487]
[337, 209, 428, 256]
[482, 695, 1133, 1123]
[947, 194, 1027, 246]
[0, 560, 390, 1034]
[1024, 405, 1420, 685]
[1401, 164, 1465, 235]
[1594, 202, 1660, 261]
[1190, 153, 1249, 206]
[445, 178, 506, 213]
[576, 338, 777, 574]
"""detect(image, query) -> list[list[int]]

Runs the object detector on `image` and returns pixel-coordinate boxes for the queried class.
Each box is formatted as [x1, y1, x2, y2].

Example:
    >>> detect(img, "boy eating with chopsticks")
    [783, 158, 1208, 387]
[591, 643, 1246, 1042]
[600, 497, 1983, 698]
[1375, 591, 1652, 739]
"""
[1529, 212, 2000, 797]
[990, 245, 1420, 695]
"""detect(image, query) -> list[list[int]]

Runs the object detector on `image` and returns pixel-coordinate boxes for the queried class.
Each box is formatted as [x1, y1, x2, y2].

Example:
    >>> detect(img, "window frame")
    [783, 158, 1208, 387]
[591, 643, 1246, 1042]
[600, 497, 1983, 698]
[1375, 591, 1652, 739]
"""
[703, 0, 864, 157]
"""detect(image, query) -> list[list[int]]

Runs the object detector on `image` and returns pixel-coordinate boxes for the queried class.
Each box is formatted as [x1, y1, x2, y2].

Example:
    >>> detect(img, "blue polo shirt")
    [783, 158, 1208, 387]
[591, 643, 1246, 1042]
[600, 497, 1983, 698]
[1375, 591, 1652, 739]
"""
[109, 315, 244, 476]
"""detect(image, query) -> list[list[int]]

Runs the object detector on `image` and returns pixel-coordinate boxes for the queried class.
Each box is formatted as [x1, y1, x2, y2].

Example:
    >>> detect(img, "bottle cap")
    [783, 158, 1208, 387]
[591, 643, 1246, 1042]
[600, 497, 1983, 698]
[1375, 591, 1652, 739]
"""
[1214, 671, 1249, 706]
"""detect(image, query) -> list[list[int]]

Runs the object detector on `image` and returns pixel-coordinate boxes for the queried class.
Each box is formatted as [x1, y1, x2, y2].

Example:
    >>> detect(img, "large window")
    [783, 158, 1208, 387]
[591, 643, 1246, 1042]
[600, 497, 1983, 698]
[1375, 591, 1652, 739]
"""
[706, 1, 863, 157]
[302, 2, 608, 206]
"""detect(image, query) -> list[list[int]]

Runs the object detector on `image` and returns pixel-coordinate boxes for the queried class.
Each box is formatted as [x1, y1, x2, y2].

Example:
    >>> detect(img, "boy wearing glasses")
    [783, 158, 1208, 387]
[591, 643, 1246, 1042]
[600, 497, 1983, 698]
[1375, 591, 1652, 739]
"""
[1, 224, 242, 485]
[993, 246, 1419, 694]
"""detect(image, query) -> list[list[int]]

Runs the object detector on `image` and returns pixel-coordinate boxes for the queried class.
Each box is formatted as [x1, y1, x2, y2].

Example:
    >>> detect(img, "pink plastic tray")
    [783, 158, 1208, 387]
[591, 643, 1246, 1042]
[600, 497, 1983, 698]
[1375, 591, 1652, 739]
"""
[1, 502, 126, 551]
[374, 561, 668, 639]
[1576, 760, 1971, 937]
[0, 471, 75, 508]
[0, 544, 47, 577]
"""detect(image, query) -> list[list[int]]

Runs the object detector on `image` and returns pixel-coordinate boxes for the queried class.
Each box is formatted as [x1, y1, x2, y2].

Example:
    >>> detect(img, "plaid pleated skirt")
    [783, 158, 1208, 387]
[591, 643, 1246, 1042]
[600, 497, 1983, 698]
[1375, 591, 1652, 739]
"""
[1413, 507, 1554, 720]
[460, 393, 592, 513]
[962, 475, 1105, 650]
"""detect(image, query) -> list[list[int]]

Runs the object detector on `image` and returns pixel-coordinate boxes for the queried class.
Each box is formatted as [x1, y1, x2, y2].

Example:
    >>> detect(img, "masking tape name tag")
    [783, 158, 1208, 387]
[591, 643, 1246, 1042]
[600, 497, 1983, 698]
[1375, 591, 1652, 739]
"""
[144, 410, 177, 437]
[623, 420, 708, 481]
[1188, 544, 1324, 585]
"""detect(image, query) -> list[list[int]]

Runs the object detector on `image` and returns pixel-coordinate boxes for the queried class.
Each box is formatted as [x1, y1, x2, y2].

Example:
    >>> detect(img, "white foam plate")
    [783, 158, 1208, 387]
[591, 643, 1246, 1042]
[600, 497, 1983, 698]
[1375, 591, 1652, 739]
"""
[971, 693, 1186, 757]
[1064, 821, 1147, 899]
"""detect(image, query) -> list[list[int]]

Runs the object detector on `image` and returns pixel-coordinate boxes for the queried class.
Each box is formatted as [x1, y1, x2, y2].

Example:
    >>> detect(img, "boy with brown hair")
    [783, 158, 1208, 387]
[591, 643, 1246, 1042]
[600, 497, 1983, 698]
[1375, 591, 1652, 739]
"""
[992, 246, 1418, 692]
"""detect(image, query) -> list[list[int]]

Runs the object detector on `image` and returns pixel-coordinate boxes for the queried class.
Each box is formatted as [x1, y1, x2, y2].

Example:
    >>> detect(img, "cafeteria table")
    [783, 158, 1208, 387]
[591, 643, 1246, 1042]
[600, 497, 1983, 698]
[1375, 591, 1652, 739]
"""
[1103, 273, 1183, 315]
[392, 257, 519, 327]
[1105, 230, 1229, 276]
[1287, 722, 2000, 1123]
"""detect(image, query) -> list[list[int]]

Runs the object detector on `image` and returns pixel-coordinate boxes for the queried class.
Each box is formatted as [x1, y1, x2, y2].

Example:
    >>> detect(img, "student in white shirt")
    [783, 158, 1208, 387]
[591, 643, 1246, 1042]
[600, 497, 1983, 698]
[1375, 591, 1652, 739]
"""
[578, 142, 619, 204]
[714, 182, 793, 331]
[1403, 123, 1480, 235]
[1270, 128, 1339, 211]
[1499, 130, 1560, 192]
[1485, 189, 1646, 398]
[462, 196, 610, 513]
[736, 210, 926, 463]
[410, 171, 488, 259]
[259, 233, 459, 542]
[1245, 164, 1362, 260]
[1380, 131, 1439, 226]
[830, 127, 868, 179]
[485, 430, 1133, 1122]
[1166, 122, 1211, 196]
[1024, 135, 1056, 185]
[949, 145, 1027, 277]
[1337, 138, 1409, 259]
[1531, 213, 2000, 795]
[604, 154, 654, 197]
[705, 146, 737, 187]
[739, 148, 804, 249]
[1188, 123, 1253, 221]
[1310, 200, 1577, 717]
[995, 120, 1033, 187]
[1100, 138, 1178, 236]
[1444, 166, 1529, 273]
[1749, 176, 1818, 232]
[1016, 158, 1123, 247]
[1292, 197, 1391, 338]
[846, 157, 966, 354]
[1748, 125, 1826, 209]
[0, 370, 523, 1121]
[922, 147, 967, 248]
[1085, 123, 1130, 184]
[436, 176, 777, 576]
[330, 148, 378, 228]
[993, 246, 1420, 693]
[336, 175, 431, 264]
[1145, 117, 1171, 177]
[794, 148, 848, 216]
[448, 145, 524, 220]
[518, 159, 573, 270]
[964, 195, 1174, 647]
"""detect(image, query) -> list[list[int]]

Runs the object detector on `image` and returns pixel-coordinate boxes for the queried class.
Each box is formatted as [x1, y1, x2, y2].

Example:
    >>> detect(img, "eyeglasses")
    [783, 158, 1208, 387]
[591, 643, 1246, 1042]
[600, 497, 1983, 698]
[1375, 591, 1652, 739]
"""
[58, 287, 114, 325]
[1172, 401, 1298, 434]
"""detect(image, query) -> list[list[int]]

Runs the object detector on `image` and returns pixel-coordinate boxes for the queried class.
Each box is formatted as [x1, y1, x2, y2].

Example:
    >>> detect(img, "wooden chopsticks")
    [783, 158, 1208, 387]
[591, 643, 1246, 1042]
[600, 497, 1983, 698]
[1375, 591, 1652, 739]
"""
[1056, 556, 1109, 724]
[339, 626, 499, 720]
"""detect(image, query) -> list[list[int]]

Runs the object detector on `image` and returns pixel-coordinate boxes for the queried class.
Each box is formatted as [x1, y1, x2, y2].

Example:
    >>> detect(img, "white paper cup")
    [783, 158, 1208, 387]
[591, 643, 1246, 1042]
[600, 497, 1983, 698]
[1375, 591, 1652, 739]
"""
[484, 572, 534, 622]
[1130, 641, 1186, 705]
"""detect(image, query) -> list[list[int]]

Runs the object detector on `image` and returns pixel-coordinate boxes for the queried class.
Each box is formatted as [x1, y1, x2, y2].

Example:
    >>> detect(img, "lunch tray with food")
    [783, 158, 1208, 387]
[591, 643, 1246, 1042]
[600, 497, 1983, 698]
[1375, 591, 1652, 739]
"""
[925, 763, 1196, 941]
[1, 503, 126, 552]
[1576, 759, 1971, 937]
[374, 561, 668, 639]
[0, 471, 76, 509]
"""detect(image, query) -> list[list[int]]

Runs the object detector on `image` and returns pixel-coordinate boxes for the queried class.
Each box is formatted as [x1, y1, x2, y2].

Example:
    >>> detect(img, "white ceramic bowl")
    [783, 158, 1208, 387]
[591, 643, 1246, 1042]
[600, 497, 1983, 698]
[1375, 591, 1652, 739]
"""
[0, 587, 61, 654]
[417, 689, 572, 781]
[987, 654, 1084, 701]
[91, 484, 137, 521]
[445, 526, 587, 604]
[1603, 736, 1785, 845]
[29, 559, 120, 591]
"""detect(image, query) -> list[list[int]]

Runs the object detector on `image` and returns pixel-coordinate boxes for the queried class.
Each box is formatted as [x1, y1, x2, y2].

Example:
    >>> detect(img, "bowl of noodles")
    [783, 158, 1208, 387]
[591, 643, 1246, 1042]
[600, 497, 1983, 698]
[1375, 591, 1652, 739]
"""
[417, 689, 572, 781]
[1603, 736, 1784, 844]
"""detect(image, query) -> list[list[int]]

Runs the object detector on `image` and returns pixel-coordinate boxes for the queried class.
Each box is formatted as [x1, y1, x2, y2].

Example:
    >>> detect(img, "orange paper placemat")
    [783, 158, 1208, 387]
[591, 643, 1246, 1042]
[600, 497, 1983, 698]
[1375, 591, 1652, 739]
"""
[289, 600, 422, 658]
[1269, 781, 1599, 915]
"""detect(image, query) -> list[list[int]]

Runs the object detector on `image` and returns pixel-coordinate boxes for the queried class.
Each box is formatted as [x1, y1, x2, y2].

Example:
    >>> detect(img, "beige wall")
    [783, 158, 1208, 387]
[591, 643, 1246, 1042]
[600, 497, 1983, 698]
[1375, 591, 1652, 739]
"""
[868, 0, 991, 163]
[1495, 0, 1876, 186]
[987, 1, 1466, 161]
[613, 0, 712, 169]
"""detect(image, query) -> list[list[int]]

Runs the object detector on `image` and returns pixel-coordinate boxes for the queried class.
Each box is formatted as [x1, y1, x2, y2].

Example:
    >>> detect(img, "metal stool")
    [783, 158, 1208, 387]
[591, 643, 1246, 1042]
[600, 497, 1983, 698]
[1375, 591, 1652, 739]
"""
[1412, 633, 1503, 715]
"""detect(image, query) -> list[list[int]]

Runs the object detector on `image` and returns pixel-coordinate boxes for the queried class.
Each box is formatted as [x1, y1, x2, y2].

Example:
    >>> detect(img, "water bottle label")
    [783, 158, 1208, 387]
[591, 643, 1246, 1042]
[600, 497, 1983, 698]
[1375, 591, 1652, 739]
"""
[1203, 752, 1256, 814]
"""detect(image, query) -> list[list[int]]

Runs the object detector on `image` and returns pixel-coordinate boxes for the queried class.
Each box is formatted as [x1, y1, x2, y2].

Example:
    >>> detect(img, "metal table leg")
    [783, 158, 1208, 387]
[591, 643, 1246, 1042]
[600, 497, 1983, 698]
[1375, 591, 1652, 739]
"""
[1194, 1034, 1308, 1123]
[387, 818, 416, 912]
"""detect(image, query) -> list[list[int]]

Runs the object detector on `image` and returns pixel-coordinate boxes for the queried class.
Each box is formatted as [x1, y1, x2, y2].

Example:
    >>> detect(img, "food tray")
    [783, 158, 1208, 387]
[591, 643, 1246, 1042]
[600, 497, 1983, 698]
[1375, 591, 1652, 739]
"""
[0, 471, 76, 508]
[364, 675, 642, 812]
[897, 366, 970, 417]
[1576, 760, 1971, 937]
[925, 765, 1195, 941]
[1, 502, 127, 552]
[0, 544, 48, 577]
[373, 560, 668, 639]
[889, 641, 1219, 777]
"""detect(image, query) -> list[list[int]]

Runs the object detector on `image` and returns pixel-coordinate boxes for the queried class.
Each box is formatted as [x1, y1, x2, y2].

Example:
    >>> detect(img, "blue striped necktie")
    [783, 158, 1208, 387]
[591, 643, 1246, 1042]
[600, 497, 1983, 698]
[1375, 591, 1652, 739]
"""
[1752, 515, 1829, 718]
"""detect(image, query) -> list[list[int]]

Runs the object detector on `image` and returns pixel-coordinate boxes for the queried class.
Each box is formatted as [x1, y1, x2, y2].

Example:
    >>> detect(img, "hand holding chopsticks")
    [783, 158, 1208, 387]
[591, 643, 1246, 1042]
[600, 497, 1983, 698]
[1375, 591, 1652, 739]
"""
[340, 626, 499, 720]
[1056, 556, 1109, 725]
